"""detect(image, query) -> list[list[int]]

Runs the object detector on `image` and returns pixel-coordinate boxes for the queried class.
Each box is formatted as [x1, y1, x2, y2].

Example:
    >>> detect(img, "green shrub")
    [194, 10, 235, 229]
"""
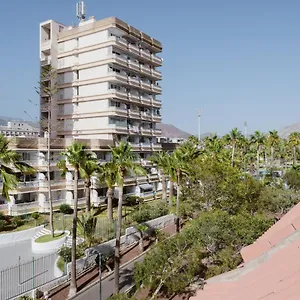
[12, 216, 24, 227]
[58, 245, 84, 263]
[124, 195, 141, 206]
[0, 219, 8, 231]
[31, 212, 40, 220]
[59, 204, 73, 215]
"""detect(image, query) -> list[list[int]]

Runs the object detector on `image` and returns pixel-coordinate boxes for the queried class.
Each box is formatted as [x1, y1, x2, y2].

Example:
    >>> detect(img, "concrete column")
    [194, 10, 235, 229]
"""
[66, 191, 73, 205]
[8, 195, 16, 216]
[91, 189, 99, 207]
[38, 193, 47, 207]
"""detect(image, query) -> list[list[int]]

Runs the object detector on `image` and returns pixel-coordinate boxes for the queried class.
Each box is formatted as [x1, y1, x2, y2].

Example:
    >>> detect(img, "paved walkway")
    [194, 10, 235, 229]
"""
[73, 254, 145, 300]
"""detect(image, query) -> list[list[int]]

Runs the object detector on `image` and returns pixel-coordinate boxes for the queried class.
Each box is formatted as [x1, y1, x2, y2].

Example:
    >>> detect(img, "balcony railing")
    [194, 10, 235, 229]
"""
[151, 69, 162, 80]
[151, 55, 163, 65]
[151, 84, 162, 94]
[128, 60, 140, 70]
[128, 77, 140, 87]
[128, 44, 140, 55]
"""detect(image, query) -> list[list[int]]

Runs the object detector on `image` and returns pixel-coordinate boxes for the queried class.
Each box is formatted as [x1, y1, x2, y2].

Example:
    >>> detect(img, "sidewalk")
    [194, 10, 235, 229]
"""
[50, 224, 176, 300]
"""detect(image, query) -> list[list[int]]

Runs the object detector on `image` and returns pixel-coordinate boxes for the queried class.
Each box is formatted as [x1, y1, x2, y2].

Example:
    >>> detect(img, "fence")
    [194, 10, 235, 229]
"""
[0, 253, 59, 300]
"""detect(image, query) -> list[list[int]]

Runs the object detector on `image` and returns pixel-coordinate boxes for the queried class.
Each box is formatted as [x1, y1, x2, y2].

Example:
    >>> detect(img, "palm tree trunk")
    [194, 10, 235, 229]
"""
[169, 180, 174, 206]
[68, 168, 79, 298]
[293, 146, 296, 166]
[161, 174, 167, 202]
[231, 144, 235, 167]
[46, 133, 54, 238]
[257, 148, 260, 174]
[175, 170, 181, 233]
[85, 179, 91, 213]
[114, 183, 123, 293]
[107, 187, 113, 220]
[271, 146, 274, 167]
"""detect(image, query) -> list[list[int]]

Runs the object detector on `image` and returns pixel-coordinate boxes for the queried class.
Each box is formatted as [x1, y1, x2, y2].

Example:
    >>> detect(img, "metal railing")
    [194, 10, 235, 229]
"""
[0, 253, 59, 300]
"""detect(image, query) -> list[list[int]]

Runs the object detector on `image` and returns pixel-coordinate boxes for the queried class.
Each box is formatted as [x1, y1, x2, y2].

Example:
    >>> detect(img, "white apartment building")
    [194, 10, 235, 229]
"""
[0, 121, 39, 137]
[40, 15, 162, 161]
[0, 12, 165, 215]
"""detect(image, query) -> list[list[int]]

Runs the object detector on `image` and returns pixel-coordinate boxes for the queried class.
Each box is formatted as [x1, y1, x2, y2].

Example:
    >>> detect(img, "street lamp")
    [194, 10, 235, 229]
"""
[98, 252, 102, 300]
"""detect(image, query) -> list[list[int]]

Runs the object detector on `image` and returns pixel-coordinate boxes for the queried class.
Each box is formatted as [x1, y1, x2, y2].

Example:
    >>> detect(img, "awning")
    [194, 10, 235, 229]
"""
[139, 183, 153, 191]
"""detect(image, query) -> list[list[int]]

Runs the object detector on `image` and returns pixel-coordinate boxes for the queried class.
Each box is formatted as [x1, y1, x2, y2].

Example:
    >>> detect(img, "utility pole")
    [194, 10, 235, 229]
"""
[197, 109, 201, 142]
[244, 121, 248, 139]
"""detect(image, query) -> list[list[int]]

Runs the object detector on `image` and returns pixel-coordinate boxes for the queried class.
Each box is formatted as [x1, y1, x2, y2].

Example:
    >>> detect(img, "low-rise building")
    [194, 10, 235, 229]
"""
[0, 121, 39, 137]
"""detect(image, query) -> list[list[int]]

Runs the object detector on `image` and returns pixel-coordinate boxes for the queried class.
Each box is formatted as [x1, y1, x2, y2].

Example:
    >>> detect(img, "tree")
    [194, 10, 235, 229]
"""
[171, 141, 200, 232]
[79, 153, 99, 213]
[57, 142, 90, 297]
[224, 128, 243, 167]
[111, 142, 145, 293]
[150, 151, 169, 203]
[136, 224, 148, 252]
[98, 162, 117, 220]
[37, 66, 59, 238]
[288, 132, 300, 166]
[250, 131, 266, 173]
[0, 134, 34, 200]
[267, 130, 280, 167]
[77, 214, 98, 247]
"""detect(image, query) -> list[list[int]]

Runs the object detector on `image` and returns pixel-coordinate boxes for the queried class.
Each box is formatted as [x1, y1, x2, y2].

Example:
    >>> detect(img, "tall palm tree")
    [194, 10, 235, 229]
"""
[98, 161, 117, 220]
[250, 131, 266, 173]
[267, 130, 280, 167]
[150, 151, 169, 202]
[0, 134, 34, 199]
[288, 132, 300, 166]
[224, 128, 243, 166]
[57, 142, 90, 297]
[171, 141, 200, 232]
[80, 153, 99, 213]
[111, 142, 145, 293]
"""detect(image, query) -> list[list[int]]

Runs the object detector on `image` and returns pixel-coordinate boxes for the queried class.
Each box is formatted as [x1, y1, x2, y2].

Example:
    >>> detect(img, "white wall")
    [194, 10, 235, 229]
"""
[78, 30, 108, 48]
[78, 48, 109, 65]
[58, 39, 77, 53]
[58, 55, 76, 68]
[76, 116, 108, 130]
[79, 65, 108, 80]
[58, 87, 77, 100]
[79, 82, 108, 97]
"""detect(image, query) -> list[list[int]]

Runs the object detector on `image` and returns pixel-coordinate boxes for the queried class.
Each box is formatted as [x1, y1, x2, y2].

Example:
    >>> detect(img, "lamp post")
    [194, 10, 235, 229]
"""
[99, 252, 102, 300]
[197, 109, 201, 142]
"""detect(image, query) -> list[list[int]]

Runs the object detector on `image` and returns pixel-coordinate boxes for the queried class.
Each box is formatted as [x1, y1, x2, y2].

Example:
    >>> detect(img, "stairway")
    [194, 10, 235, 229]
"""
[64, 236, 84, 247]
[33, 228, 51, 240]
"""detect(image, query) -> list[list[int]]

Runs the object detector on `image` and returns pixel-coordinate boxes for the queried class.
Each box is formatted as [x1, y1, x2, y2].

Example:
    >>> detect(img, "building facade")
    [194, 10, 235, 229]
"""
[0, 15, 165, 215]
[40, 16, 162, 161]
[0, 121, 39, 138]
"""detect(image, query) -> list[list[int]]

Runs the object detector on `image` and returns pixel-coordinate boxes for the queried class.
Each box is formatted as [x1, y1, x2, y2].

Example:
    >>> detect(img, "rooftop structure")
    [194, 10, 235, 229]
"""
[0, 121, 39, 137]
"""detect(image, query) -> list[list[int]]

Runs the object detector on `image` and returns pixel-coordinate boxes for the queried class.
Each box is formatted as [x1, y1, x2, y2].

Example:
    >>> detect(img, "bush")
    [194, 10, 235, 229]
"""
[124, 195, 141, 206]
[284, 169, 300, 190]
[31, 212, 40, 220]
[59, 204, 73, 215]
[131, 202, 169, 223]
[0, 219, 8, 231]
[58, 245, 85, 263]
[12, 216, 24, 227]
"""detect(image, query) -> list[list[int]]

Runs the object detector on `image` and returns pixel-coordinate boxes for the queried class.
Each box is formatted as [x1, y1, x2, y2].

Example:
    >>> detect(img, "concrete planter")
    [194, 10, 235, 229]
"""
[32, 230, 70, 254]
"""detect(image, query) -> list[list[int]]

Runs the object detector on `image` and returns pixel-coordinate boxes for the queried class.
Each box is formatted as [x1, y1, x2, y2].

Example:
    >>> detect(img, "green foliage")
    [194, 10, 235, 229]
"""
[284, 168, 300, 190]
[0, 219, 8, 231]
[124, 195, 141, 206]
[107, 294, 137, 300]
[12, 216, 24, 227]
[77, 214, 98, 247]
[59, 204, 73, 215]
[131, 202, 169, 223]
[58, 246, 84, 263]
[31, 212, 40, 220]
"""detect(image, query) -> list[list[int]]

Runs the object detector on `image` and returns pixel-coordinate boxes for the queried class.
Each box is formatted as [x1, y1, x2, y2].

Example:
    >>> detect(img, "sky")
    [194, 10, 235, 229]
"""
[1, 0, 300, 136]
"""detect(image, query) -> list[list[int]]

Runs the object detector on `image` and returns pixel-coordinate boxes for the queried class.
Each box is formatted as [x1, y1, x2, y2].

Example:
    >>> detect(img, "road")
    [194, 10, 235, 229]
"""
[73, 255, 145, 300]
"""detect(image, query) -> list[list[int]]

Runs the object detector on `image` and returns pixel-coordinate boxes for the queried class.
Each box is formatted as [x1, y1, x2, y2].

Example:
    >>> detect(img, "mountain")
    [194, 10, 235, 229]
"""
[278, 123, 300, 139]
[157, 123, 191, 139]
[0, 116, 39, 128]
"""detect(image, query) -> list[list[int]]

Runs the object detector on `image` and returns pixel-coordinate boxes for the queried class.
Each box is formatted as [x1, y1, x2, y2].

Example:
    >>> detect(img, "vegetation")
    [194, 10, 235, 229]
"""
[35, 232, 66, 243]
[77, 213, 98, 247]
[59, 203, 73, 215]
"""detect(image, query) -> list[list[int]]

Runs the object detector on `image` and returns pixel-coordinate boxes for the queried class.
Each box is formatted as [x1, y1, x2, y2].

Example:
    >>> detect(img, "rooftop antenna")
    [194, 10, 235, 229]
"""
[76, 1, 86, 22]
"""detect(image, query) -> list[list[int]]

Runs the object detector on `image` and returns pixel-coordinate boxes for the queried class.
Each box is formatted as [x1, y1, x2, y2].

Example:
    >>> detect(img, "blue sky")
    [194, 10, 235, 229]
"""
[1, 0, 300, 135]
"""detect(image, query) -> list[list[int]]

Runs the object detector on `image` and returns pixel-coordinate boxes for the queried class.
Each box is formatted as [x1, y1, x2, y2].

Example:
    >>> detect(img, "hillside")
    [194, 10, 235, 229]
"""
[278, 123, 300, 138]
[157, 123, 191, 139]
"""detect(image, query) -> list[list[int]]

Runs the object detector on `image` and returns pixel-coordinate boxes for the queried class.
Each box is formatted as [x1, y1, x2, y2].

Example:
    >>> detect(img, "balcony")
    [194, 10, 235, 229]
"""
[128, 60, 140, 71]
[151, 69, 162, 80]
[41, 56, 51, 66]
[140, 49, 151, 60]
[128, 125, 140, 134]
[140, 65, 151, 76]
[151, 83, 162, 94]
[109, 88, 128, 101]
[128, 109, 140, 119]
[140, 81, 151, 91]
[108, 123, 128, 133]
[152, 114, 162, 122]
[110, 54, 128, 67]
[40, 103, 49, 112]
[152, 98, 162, 108]
[128, 44, 140, 56]
[140, 127, 152, 135]
[153, 129, 162, 136]
[140, 95, 152, 105]
[152, 54, 163, 66]
[140, 111, 152, 121]
[41, 39, 51, 51]
[128, 77, 140, 88]
[128, 93, 141, 104]
[109, 36, 128, 51]
[108, 106, 128, 117]
[140, 143, 152, 150]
